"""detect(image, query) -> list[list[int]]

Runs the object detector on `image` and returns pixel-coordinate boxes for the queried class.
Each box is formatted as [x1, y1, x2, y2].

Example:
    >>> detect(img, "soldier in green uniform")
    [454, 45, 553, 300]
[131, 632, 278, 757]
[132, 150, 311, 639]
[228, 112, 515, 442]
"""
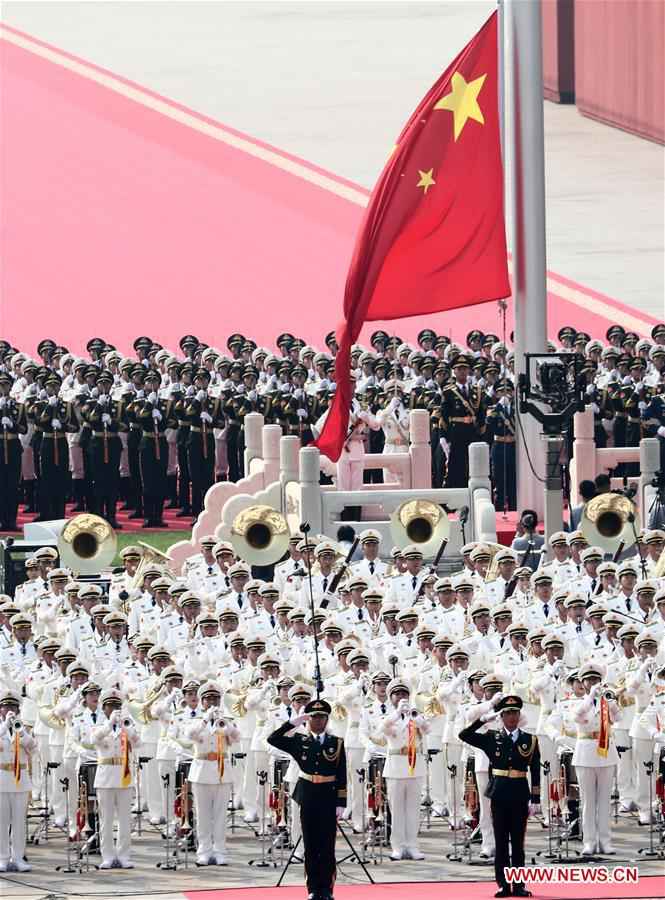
[30, 373, 78, 520]
[268, 698, 347, 900]
[80, 370, 125, 527]
[440, 354, 486, 489]
[459, 695, 540, 899]
[184, 369, 225, 518]
[127, 370, 177, 527]
[486, 380, 516, 512]
[0, 372, 27, 530]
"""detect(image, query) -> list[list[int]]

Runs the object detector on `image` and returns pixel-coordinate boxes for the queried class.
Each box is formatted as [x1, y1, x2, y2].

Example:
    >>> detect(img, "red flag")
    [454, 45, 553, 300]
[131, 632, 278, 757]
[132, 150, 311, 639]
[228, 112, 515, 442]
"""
[315, 12, 509, 461]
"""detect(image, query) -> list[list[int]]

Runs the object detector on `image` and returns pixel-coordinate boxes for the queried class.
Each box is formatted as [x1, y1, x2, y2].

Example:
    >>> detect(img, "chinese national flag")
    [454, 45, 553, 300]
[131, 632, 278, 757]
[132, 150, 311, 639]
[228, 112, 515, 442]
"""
[315, 12, 510, 461]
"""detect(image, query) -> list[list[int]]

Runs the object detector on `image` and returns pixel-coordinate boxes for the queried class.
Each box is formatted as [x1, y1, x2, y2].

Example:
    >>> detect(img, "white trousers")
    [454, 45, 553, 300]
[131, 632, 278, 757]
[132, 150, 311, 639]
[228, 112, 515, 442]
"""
[442, 743, 464, 819]
[191, 782, 231, 858]
[97, 788, 132, 864]
[386, 777, 422, 854]
[429, 746, 445, 810]
[253, 750, 269, 825]
[141, 745, 161, 820]
[49, 745, 66, 820]
[242, 742, 258, 816]
[576, 765, 614, 850]
[346, 747, 365, 830]
[614, 729, 634, 805]
[538, 734, 557, 824]
[476, 771, 494, 854]
[289, 795, 302, 848]
[157, 760, 177, 823]
[633, 738, 655, 819]
[0, 792, 29, 866]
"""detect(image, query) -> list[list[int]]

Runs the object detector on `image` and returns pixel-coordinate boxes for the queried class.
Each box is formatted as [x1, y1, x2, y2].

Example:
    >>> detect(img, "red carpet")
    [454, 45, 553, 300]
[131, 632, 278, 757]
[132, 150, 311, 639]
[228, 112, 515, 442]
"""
[6, 501, 185, 536]
[0, 25, 657, 354]
[184, 875, 665, 900]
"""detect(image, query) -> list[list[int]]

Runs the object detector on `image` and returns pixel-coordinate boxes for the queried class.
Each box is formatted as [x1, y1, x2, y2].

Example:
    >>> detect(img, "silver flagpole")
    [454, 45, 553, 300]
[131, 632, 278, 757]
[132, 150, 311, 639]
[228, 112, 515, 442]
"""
[505, 0, 549, 520]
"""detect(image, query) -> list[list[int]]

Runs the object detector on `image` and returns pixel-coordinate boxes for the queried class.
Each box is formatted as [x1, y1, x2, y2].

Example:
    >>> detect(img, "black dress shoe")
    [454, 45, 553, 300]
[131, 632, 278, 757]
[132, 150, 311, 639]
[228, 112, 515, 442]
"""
[512, 889, 532, 898]
[495, 890, 511, 899]
[176, 508, 192, 517]
[128, 510, 143, 519]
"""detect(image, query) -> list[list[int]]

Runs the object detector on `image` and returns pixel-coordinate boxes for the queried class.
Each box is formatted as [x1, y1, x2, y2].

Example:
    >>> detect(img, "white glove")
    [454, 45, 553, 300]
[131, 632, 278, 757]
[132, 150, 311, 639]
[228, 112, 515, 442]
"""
[585, 384, 595, 395]
[388, 397, 400, 412]
[101, 413, 112, 425]
[551, 659, 565, 675]
[440, 437, 450, 457]
[397, 698, 409, 714]
[109, 710, 120, 726]
[480, 710, 499, 724]
[51, 418, 62, 430]
[638, 401, 648, 412]
[358, 410, 369, 423]
[236, 384, 246, 394]
[290, 713, 309, 727]
[135, 390, 145, 399]
[1, 416, 13, 428]
[0, 398, 6, 409]
[491, 691, 505, 707]
[590, 403, 600, 414]
[98, 393, 108, 404]
[90, 387, 99, 399]
[294, 389, 304, 400]
[634, 381, 644, 391]
[589, 683, 601, 699]
[147, 392, 158, 404]
[336, 807, 345, 820]
[248, 390, 257, 401]
[48, 395, 58, 406]
[170, 382, 181, 393]
[297, 409, 307, 418]
[186, 386, 195, 397]
[196, 390, 206, 402]
[200, 412, 213, 424]
[658, 426, 665, 439]
[499, 395, 510, 408]
[39, 389, 47, 400]
[152, 409, 162, 421]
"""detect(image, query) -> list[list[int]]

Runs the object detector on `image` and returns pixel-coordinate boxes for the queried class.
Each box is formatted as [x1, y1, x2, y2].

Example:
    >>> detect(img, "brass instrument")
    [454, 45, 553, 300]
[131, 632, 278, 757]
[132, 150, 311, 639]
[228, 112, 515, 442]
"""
[230, 505, 290, 565]
[463, 763, 479, 826]
[57, 513, 117, 576]
[129, 541, 173, 591]
[580, 493, 640, 554]
[390, 499, 450, 557]
[600, 686, 617, 702]
[483, 542, 515, 582]
[175, 778, 191, 836]
[128, 682, 167, 724]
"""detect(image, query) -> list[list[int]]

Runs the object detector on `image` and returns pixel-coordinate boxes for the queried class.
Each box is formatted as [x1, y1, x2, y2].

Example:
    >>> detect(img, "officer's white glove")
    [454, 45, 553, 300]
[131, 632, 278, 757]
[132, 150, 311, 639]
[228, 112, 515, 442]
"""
[147, 392, 158, 404]
[585, 384, 595, 395]
[491, 691, 505, 707]
[0, 398, 6, 409]
[98, 393, 108, 404]
[551, 659, 565, 675]
[51, 418, 62, 430]
[152, 409, 162, 421]
[622, 375, 632, 385]
[658, 426, 665, 439]
[290, 713, 309, 727]
[634, 381, 644, 391]
[48, 395, 58, 406]
[638, 401, 648, 412]
[135, 390, 145, 399]
[440, 438, 450, 457]
[589, 683, 601, 699]
[39, 389, 47, 400]
[101, 413, 112, 426]
[1, 417, 13, 428]
[528, 803, 541, 817]
[499, 395, 510, 408]
[480, 710, 499, 724]
[294, 389, 304, 400]
[397, 698, 410, 714]
[196, 390, 206, 402]
[200, 412, 213, 424]
[248, 390, 258, 401]
[185, 386, 195, 397]
[236, 384, 246, 394]
[388, 396, 400, 412]
[590, 403, 600, 414]
[91, 387, 99, 399]
[297, 409, 307, 418]
[357, 410, 369, 423]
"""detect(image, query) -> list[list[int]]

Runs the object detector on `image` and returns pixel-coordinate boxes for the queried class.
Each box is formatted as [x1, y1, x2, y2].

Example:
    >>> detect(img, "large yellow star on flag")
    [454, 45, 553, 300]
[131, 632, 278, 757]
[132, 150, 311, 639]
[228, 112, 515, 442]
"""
[416, 168, 436, 194]
[434, 71, 487, 141]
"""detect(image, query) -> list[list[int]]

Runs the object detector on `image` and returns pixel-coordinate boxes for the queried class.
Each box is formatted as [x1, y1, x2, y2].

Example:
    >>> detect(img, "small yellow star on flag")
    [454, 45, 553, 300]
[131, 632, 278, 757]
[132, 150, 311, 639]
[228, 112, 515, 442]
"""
[417, 168, 436, 194]
[434, 71, 487, 141]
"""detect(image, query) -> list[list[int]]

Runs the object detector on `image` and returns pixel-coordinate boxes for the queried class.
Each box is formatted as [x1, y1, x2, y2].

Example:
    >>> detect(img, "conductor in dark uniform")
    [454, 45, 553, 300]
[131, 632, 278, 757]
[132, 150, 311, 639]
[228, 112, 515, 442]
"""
[268, 698, 347, 900]
[459, 695, 540, 898]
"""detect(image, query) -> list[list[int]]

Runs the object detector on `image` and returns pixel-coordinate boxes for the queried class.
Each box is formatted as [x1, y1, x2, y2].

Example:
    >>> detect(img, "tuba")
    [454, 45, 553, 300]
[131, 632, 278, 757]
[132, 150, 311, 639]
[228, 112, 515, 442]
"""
[129, 541, 173, 591]
[57, 513, 117, 576]
[580, 493, 640, 554]
[390, 499, 450, 557]
[482, 542, 510, 582]
[230, 505, 290, 565]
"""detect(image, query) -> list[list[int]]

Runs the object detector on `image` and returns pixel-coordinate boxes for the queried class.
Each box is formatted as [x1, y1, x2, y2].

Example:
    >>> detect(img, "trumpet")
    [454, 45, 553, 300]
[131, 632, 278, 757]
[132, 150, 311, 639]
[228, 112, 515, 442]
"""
[600, 688, 617, 702]
[7, 715, 22, 732]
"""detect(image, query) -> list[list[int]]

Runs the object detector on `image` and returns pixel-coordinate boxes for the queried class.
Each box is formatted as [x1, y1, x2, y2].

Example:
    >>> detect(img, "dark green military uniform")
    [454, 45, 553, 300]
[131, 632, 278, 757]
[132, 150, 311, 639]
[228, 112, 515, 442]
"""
[268, 699, 347, 900]
[30, 374, 78, 520]
[79, 372, 126, 527]
[486, 381, 516, 512]
[459, 696, 540, 897]
[0, 374, 27, 530]
[440, 355, 486, 489]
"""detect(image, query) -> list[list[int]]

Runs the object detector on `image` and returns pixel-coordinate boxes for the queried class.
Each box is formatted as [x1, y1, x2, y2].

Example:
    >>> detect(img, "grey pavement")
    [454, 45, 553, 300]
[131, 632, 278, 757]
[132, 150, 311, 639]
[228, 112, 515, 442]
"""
[2, 1, 663, 319]
[1, 807, 664, 899]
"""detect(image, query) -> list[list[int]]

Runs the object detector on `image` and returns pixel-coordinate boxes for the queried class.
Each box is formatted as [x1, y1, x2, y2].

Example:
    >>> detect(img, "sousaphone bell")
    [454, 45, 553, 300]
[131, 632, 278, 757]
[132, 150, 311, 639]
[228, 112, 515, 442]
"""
[390, 499, 450, 558]
[580, 493, 640, 554]
[57, 513, 118, 576]
[230, 504, 291, 565]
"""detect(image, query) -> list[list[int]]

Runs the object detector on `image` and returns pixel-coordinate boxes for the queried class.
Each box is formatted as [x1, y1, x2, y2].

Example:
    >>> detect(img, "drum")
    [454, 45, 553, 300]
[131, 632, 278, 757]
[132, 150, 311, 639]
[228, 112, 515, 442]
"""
[273, 758, 289, 788]
[175, 761, 191, 790]
[79, 762, 98, 798]
[559, 749, 578, 800]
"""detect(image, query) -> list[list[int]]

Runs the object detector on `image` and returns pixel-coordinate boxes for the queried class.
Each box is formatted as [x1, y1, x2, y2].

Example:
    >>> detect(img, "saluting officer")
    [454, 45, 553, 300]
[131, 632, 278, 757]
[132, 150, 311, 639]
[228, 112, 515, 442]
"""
[268, 698, 347, 900]
[459, 694, 540, 899]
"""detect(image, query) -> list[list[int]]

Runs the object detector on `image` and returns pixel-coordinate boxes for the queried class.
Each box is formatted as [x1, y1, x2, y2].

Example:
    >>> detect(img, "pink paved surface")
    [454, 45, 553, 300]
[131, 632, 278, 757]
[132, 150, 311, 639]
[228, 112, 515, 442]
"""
[1, 26, 658, 354]
[184, 874, 665, 900]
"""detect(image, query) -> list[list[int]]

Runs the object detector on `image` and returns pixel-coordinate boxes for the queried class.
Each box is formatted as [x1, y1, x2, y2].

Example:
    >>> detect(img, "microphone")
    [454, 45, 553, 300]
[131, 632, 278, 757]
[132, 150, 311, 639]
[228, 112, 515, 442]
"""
[459, 506, 470, 526]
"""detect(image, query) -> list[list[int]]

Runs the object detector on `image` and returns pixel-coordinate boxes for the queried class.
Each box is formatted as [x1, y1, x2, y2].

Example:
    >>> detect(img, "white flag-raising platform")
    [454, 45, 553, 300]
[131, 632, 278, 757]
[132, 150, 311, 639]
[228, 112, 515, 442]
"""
[167, 411, 497, 570]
